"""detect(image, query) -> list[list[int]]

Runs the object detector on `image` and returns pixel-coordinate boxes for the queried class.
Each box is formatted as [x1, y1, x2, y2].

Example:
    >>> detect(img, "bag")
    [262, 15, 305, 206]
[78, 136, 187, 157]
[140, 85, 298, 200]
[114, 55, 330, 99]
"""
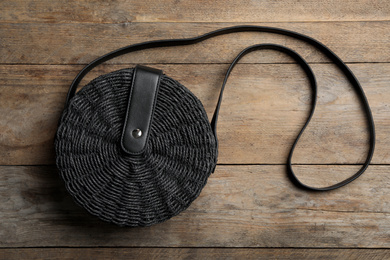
[55, 25, 375, 227]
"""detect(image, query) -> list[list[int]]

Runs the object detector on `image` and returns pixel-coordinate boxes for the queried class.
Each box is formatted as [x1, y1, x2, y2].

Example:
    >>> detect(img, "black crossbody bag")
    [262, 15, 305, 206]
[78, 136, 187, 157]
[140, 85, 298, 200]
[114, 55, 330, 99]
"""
[55, 25, 375, 227]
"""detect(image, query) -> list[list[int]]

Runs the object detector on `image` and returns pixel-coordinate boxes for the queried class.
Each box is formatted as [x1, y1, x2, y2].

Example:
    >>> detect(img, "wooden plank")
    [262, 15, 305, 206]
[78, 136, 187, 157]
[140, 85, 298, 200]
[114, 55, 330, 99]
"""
[1, 0, 389, 23]
[1, 22, 389, 64]
[0, 63, 386, 165]
[0, 165, 388, 247]
[1, 248, 389, 260]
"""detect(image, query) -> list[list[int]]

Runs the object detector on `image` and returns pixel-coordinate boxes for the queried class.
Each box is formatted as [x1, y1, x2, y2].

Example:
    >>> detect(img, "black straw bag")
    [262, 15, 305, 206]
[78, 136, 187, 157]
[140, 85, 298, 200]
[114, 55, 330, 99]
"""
[55, 25, 375, 227]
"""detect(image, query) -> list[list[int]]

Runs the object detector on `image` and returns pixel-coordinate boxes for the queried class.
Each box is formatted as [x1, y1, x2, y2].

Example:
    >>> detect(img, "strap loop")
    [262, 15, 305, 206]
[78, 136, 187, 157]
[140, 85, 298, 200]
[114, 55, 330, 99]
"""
[65, 25, 375, 191]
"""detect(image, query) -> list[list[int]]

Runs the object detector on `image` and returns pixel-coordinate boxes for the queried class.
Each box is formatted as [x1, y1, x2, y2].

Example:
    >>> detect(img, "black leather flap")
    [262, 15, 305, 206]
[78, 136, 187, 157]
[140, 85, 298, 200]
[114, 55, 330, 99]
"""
[121, 65, 162, 154]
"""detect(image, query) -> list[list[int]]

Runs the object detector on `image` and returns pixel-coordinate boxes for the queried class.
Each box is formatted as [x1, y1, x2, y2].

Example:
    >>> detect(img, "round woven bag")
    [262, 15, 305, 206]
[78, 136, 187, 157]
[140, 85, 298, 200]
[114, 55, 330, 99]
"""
[55, 67, 218, 226]
[55, 26, 376, 227]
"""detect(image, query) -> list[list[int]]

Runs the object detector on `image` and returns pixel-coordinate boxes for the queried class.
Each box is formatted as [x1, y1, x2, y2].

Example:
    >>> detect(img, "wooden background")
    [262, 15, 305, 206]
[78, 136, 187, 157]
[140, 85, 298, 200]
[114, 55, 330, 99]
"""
[1, 0, 390, 259]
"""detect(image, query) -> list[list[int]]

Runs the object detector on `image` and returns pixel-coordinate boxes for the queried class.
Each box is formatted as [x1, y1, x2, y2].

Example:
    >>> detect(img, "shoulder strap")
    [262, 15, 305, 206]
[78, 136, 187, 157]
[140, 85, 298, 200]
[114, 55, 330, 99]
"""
[65, 25, 375, 192]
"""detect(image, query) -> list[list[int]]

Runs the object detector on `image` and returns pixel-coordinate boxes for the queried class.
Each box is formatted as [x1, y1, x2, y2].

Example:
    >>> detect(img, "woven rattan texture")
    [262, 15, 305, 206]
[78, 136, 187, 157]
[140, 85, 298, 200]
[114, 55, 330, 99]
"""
[55, 68, 218, 226]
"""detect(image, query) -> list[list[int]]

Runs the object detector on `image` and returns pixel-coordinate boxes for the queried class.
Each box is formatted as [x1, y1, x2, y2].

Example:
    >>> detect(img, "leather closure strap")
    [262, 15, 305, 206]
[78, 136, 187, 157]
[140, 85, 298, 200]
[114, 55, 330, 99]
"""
[120, 65, 162, 154]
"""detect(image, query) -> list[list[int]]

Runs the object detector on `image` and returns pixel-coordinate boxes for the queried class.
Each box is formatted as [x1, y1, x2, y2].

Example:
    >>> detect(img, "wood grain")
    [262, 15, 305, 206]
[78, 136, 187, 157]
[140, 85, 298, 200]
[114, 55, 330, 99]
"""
[1, 22, 390, 64]
[1, 0, 389, 23]
[2, 0, 389, 255]
[1, 248, 389, 260]
[0, 165, 388, 247]
[1, 63, 386, 165]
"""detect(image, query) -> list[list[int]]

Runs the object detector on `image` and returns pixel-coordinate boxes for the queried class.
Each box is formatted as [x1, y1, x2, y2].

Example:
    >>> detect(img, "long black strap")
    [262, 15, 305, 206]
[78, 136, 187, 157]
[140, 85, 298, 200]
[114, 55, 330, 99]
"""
[65, 25, 375, 191]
